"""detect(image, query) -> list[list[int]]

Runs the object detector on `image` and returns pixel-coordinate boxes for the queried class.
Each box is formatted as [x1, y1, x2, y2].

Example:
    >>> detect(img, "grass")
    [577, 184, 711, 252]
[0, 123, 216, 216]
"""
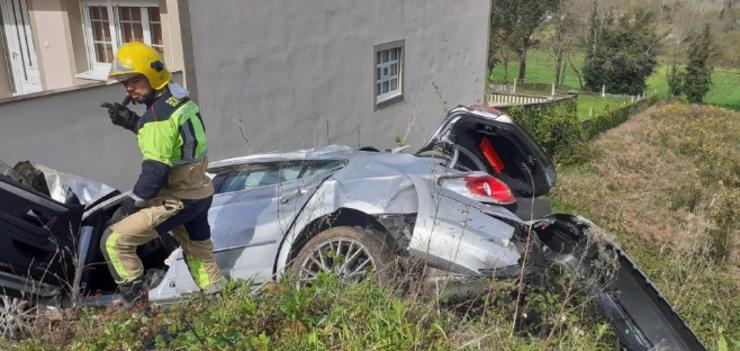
[576, 94, 631, 121]
[647, 65, 740, 110]
[490, 48, 740, 117]
[489, 49, 584, 90]
[550, 101, 739, 350]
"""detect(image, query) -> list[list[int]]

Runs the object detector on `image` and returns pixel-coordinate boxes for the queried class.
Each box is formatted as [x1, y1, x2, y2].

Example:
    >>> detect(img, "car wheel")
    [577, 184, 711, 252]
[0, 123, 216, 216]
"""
[0, 295, 37, 339]
[290, 226, 394, 287]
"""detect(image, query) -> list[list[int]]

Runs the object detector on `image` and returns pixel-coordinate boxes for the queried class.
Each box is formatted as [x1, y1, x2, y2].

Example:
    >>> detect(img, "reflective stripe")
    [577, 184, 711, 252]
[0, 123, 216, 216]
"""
[185, 255, 211, 288]
[196, 112, 206, 132]
[105, 231, 132, 282]
[178, 118, 197, 161]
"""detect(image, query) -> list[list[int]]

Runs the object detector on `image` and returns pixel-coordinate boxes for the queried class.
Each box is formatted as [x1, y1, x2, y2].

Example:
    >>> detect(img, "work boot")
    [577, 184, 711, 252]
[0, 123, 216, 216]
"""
[115, 279, 147, 309]
[201, 277, 228, 296]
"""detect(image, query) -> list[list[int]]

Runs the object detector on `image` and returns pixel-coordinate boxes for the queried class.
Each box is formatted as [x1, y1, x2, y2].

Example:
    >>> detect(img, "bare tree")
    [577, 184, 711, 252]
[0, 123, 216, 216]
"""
[542, 0, 579, 87]
[490, 0, 560, 81]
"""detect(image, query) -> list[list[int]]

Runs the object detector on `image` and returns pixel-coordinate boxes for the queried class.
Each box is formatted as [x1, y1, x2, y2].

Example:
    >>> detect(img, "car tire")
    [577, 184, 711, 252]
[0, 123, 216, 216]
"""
[289, 226, 395, 286]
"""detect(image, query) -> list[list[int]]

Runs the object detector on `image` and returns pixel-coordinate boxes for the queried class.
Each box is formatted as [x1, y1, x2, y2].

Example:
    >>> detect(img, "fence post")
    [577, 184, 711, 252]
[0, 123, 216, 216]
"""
[513, 79, 518, 94]
[551, 82, 556, 97]
[602, 84, 606, 97]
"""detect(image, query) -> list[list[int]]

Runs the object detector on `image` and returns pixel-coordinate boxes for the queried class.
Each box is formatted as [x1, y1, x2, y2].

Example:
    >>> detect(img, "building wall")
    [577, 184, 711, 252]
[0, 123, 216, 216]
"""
[0, 0, 185, 97]
[0, 1, 490, 190]
[0, 73, 183, 189]
[181, 0, 490, 160]
[160, 0, 184, 72]
[0, 33, 12, 98]
[27, 0, 78, 90]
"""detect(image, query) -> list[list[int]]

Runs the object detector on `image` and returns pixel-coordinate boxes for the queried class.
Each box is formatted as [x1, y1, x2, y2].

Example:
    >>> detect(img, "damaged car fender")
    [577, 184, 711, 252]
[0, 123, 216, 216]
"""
[408, 174, 522, 276]
[273, 155, 422, 276]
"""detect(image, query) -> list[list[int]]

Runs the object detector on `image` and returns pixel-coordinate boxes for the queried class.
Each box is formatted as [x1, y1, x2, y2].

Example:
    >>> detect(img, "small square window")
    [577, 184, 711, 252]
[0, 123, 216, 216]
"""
[374, 40, 404, 107]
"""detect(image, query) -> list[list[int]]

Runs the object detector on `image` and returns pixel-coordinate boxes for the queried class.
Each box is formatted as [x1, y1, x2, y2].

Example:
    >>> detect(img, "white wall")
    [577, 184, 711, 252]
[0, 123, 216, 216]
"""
[181, 0, 490, 159]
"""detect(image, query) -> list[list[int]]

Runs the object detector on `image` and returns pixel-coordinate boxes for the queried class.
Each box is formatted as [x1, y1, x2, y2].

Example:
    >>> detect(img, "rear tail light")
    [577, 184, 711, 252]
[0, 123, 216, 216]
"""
[441, 172, 516, 205]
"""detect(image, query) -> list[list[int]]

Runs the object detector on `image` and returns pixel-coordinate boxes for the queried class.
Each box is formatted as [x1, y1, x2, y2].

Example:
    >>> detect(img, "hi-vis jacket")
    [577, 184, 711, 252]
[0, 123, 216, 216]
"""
[132, 90, 213, 201]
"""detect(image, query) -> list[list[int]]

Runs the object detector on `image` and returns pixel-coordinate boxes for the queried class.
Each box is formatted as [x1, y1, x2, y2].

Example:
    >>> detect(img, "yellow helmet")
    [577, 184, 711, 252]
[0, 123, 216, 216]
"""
[108, 42, 171, 90]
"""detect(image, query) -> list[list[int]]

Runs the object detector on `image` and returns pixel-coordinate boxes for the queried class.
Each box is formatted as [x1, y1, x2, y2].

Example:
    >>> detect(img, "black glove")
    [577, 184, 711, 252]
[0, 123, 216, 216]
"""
[101, 102, 140, 133]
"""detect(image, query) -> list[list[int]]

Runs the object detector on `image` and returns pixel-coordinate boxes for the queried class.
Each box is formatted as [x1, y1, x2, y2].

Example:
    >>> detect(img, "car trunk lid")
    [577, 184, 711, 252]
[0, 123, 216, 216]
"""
[418, 106, 556, 197]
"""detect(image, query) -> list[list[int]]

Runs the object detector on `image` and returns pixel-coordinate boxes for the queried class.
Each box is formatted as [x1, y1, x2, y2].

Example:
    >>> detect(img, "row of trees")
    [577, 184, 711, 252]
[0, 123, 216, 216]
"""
[488, 0, 726, 102]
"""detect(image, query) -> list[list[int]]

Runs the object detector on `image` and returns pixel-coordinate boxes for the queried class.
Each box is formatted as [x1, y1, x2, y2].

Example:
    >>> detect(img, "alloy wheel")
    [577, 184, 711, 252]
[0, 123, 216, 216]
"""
[0, 295, 37, 339]
[297, 238, 376, 286]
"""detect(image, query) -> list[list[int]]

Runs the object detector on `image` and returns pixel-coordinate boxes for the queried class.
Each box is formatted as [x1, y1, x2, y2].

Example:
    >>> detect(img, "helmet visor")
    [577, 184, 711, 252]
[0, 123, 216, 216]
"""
[108, 58, 137, 80]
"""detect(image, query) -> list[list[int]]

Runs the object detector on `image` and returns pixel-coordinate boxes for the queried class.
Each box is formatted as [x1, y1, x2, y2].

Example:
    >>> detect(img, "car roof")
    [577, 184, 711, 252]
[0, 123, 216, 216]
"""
[208, 144, 355, 168]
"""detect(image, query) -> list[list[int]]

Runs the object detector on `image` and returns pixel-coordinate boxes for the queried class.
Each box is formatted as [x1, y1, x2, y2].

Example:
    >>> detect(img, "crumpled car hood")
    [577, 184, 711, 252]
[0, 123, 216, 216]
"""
[33, 163, 116, 205]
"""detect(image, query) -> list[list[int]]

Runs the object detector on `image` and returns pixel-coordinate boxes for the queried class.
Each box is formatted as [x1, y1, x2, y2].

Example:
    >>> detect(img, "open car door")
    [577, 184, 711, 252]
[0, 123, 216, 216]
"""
[0, 172, 82, 293]
[418, 105, 557, 218]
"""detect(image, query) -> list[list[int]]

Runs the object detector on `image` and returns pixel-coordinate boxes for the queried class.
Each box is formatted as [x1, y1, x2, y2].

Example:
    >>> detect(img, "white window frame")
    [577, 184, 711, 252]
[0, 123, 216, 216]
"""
[79, 0, 160, 76]
[374, 40, 404, 107]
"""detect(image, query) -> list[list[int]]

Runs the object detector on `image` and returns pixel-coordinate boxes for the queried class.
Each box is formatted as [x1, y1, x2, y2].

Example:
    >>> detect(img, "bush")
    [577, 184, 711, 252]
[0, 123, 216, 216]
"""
[647, 102, 739, 262]
[684, 24, 714, 104]
[582, 95, 659, 140]
[506, 96, 583, 160]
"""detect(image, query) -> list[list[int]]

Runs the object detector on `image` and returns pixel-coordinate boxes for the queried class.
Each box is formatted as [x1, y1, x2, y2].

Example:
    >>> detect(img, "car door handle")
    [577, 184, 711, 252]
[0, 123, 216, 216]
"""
[279, 189, 305, 204]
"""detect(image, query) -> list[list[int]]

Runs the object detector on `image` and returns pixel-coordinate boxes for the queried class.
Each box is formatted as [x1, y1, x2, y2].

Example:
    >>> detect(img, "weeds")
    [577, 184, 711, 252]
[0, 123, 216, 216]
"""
[551, 100, 739, 349]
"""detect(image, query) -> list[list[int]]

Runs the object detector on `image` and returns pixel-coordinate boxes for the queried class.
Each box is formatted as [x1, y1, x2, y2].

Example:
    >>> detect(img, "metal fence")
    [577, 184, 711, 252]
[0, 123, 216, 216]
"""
[487, 92, 551, 107]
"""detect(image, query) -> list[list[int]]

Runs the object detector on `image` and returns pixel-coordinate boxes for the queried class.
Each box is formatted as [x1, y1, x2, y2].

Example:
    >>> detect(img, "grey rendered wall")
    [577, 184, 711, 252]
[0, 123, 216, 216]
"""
[0, 73, 182, 189]
[181, 0, 490, 159]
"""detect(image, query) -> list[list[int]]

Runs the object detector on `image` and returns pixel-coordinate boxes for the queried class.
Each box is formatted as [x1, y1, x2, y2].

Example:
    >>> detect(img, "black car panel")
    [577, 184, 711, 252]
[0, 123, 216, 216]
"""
[0, 175, 82, 286]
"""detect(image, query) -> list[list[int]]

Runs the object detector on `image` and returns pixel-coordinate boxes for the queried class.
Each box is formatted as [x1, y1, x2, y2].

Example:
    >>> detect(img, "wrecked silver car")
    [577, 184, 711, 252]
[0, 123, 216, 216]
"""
[0, 106, 705, 350]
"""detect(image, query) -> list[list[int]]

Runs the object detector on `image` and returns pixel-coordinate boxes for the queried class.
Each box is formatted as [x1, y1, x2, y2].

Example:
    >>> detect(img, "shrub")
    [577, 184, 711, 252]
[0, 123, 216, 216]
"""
[684, 24, 714, 104]
[582, 95, 659, 140]
[506, 96, 583, 160]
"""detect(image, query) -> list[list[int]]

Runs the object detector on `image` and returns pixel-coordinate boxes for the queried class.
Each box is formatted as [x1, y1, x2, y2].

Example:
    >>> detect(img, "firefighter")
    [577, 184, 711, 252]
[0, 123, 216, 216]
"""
[100, 42, 225, 305]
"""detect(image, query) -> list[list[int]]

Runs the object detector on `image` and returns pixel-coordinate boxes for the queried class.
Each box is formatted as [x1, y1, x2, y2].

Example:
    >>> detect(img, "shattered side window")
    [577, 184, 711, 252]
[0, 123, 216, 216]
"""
[301, 160, 346, 178]
[214, 160, 345, 194]
[219, 162, 303, 193]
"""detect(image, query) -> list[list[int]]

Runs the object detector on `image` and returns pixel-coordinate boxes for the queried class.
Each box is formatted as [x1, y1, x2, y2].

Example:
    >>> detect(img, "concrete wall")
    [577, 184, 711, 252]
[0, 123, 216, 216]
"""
[0, 72, 183, 189]
[181, 0, 490, 160]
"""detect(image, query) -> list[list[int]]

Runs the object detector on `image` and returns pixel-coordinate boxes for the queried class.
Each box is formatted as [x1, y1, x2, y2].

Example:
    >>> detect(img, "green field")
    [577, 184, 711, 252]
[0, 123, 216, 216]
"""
[647, 65, 740, 110]
[576, 94, 631, 121]
[490, 48, 740, 113]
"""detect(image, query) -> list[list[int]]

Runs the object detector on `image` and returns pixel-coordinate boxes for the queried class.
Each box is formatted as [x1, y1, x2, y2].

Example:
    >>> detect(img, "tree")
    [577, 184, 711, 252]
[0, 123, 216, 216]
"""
[487, 21, 518, 82]
[583, 8, 660, 95]
[490, 0, 560, 81]
[541, 0, 579, 87]
[666, 63, 685, 97]
[684, 24, 714, 103]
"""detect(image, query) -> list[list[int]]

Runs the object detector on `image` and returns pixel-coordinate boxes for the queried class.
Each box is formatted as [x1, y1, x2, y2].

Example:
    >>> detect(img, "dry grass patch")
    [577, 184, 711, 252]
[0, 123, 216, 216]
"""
[551, 100, 739, 348]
